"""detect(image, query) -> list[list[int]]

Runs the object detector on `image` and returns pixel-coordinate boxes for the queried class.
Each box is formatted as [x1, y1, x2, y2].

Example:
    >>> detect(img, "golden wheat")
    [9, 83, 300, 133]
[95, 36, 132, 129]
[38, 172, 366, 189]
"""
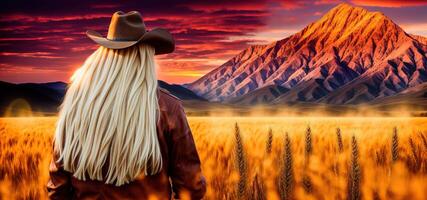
[234, 123, 247, 199]
[348, 135, 361, 200]
[391, 127, 399, 163]
[1, 116, 427, 199]
[337, 128, 344, 153]
[266, 128, 273, 155]
[278, 132, 294, 200]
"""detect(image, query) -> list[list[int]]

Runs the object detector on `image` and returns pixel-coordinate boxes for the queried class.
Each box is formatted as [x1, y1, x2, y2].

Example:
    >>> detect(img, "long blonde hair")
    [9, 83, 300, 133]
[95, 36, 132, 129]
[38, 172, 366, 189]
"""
[54, 44, 162, 186]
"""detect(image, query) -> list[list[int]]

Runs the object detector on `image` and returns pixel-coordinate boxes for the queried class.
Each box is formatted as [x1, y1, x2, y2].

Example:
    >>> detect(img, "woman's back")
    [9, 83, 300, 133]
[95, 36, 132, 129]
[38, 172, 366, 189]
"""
[48, 89, 206, 199]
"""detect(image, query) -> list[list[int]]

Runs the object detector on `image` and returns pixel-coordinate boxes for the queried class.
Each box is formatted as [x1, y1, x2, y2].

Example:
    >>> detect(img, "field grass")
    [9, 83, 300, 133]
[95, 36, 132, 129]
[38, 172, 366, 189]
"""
[0, 116, 426, 199]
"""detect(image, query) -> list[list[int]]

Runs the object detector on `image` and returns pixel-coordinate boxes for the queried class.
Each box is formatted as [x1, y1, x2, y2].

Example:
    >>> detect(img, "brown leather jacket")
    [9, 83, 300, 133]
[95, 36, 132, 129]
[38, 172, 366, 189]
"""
[47, 89, 206, 200]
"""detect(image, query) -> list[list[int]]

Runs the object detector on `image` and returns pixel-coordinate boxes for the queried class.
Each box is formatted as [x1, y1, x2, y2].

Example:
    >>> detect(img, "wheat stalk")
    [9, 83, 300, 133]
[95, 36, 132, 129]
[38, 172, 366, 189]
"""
[234, 122, 247, 198]
[302, 126, 313, 194]
[391, 127, 399, 163]
[408, 136, 422, 173]
[279, 132, 294, 200]
[419, 132, 427, 150]
[409, 137, 416, 159]
[348, 135, 361, 200]
[302, 175, 312, 194]
[266, 128, 273, 154]
[333, 128, 343, 177]
[250, 173, 266, 200]
[337, 128, 344, 153]
[375, 145, 387, 166]
[305, 126, 312, 157]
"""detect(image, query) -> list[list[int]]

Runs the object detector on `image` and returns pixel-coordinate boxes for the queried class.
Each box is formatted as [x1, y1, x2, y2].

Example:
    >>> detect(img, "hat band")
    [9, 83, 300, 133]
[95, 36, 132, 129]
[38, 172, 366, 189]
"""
[106, 33, 144, 41]
[105, 37, 141, 42]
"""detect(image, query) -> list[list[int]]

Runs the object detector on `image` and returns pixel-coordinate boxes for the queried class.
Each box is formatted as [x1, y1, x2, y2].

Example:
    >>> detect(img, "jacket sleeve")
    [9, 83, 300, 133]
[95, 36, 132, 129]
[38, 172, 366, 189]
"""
[46, 150, 74, 199]
[168, 103, 206, 200]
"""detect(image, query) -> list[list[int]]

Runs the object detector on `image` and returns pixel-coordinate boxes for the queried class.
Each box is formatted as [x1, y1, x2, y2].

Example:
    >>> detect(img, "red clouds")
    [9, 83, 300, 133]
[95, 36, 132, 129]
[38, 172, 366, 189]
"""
[351, 0, 427, 8]
[0, 0, 426, 84]
[0, 1, 273, 83]
[0, 14, 111, 23]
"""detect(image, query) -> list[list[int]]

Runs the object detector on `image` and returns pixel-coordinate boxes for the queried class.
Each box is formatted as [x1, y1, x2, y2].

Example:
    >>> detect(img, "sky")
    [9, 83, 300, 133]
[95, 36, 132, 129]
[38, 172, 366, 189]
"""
[1, 0, 427, 84]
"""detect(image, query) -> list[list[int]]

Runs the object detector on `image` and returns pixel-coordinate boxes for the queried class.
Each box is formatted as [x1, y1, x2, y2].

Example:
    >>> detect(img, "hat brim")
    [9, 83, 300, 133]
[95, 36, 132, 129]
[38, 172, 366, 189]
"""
[86, 28, 175, 55]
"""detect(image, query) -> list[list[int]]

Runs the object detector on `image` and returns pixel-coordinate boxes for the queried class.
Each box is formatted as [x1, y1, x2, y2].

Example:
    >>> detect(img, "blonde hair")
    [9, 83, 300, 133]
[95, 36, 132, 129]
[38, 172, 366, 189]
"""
[54, 44, 162, 186]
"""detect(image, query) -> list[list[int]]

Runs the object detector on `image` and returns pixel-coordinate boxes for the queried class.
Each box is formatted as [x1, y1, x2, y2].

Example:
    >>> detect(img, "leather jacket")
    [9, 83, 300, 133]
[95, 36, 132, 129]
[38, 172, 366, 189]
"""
[47, 88, 206, 199]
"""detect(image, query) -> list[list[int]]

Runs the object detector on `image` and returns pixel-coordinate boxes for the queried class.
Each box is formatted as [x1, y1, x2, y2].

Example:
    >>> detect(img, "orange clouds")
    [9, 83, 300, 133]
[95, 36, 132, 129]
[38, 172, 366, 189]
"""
[351, 0, 427, 7]
[0, 52, 64, 59]
[0, 14, 110, 23]
[156, 58, 216, 83]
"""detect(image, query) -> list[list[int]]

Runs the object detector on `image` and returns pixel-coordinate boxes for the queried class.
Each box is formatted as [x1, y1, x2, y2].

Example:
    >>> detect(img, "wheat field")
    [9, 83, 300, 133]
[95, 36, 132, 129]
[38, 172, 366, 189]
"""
[0, 116, 426, 200]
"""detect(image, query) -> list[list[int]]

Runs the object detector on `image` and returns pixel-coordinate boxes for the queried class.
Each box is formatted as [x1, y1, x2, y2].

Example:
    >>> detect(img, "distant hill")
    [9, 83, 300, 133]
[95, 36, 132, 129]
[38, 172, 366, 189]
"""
[187, 3, 427, 105]
[368, 82, 427, 110]
[0, 81, 66, 116]
[0, 80, 204, 116]
[226, 85, 289, 105]
[158, 80, 205, 101]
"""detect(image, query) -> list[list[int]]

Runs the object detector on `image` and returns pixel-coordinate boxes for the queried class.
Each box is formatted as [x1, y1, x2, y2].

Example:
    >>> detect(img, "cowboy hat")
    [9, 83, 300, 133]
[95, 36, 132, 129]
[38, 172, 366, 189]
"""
[86, 11, 174, 55]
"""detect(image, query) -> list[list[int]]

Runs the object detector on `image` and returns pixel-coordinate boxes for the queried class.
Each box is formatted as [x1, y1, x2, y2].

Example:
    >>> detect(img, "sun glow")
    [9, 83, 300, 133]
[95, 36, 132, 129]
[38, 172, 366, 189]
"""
[70, 67, 84, 82]
[3, 98, 33, 117]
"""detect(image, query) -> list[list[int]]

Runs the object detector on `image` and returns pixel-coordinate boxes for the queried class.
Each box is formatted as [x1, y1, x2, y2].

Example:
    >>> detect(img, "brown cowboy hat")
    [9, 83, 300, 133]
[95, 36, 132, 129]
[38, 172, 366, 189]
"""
[86, 11, 174, 55]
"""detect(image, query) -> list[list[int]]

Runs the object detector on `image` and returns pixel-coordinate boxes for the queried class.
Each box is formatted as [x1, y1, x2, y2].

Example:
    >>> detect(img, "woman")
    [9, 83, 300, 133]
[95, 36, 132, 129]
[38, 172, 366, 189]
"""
[47, 11, 206, 199]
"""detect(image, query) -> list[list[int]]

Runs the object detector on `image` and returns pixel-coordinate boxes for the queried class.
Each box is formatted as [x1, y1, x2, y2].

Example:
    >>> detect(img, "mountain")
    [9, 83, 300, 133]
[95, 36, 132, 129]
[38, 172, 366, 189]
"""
[0, 81, 66, 116]
[0, 80, 204, 116]
[369, 82, 427, 108]
[411, 34, 427, 45]
[226, 85, 289, 105]
[187, 3, 427, 105]
[158, 80, 206, 101]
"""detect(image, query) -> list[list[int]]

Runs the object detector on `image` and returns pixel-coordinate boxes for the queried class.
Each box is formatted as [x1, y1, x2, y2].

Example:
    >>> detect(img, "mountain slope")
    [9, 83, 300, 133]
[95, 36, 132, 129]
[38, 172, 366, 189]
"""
[187, 3, 427, 104]
[0, 80, 204, 116]
[226, 84, 289, 105]
[158, 80, 206, 101]
[369, 82, 427, 107]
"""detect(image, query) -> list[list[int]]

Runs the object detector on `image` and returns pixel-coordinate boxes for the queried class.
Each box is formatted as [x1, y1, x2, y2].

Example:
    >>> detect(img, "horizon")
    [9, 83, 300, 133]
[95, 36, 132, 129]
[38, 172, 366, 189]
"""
[1, 0, 427, 84]
[1, 2, 427, 198]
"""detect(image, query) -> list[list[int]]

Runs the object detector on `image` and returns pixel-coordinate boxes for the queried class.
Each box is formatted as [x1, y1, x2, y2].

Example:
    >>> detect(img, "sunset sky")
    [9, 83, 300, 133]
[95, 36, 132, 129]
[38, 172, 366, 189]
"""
[1, 0, 427, 84]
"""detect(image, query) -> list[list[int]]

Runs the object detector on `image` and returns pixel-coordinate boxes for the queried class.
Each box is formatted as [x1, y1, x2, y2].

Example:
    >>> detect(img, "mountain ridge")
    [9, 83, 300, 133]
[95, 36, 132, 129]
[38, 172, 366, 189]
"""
[187, 3, 427, 105]
[0, 80, 204, 116]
